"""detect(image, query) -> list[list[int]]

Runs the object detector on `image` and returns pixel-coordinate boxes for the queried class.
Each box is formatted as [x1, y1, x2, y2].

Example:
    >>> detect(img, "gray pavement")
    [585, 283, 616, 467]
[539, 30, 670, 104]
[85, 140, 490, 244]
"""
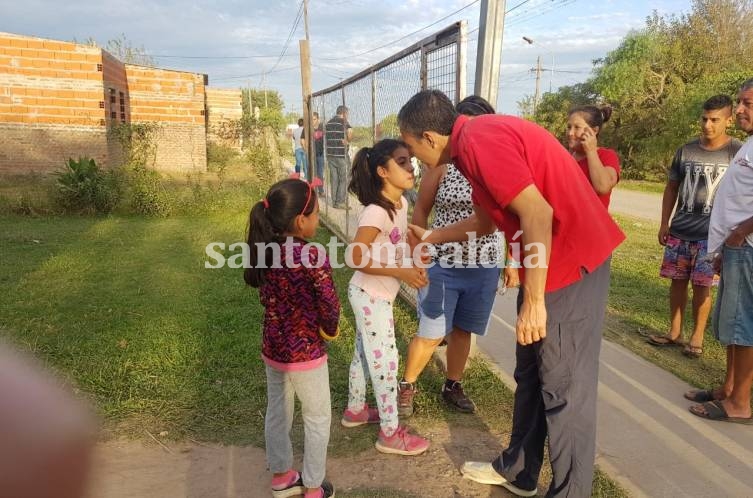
[477, 286, 753, 498]
[609, 188, 661, 222]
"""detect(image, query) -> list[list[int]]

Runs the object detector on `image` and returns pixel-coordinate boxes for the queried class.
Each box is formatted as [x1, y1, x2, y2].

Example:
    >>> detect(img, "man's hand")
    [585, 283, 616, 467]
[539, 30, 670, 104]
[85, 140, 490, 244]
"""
[712, 253, 722, 275]
[516, 297, 547, 345]
[725, 228, 746, 247]
[658, 223, 670, 246]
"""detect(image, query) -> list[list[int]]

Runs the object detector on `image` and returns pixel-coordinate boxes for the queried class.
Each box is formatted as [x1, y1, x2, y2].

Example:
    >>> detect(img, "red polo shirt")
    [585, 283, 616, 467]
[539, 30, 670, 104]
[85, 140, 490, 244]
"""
[450, 114, 625, 292]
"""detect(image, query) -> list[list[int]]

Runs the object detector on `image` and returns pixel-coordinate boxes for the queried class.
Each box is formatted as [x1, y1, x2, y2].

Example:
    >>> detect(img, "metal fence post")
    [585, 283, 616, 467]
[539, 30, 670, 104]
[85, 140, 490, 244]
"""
[371, 71, 377, 144]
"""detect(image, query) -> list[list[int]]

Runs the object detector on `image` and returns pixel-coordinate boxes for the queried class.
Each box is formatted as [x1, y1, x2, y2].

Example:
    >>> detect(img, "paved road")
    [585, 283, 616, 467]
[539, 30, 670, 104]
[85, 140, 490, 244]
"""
[477, 189, 753, 497]
[609, 188, 662, 222]
[477, 288, 753, 498]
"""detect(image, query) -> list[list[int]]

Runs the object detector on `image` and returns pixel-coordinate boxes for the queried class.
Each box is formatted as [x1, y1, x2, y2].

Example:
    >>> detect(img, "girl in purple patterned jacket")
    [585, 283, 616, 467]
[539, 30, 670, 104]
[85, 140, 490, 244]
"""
[245, 178, 339, 498]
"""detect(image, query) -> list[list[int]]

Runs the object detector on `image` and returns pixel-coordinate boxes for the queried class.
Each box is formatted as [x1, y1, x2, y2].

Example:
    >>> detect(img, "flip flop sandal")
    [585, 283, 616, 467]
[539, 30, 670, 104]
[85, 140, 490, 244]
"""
[683, 345, 703, 358]
[689, 400, 753, 425]
[647, 334, 684, 347]
[684, 389, 717, 402]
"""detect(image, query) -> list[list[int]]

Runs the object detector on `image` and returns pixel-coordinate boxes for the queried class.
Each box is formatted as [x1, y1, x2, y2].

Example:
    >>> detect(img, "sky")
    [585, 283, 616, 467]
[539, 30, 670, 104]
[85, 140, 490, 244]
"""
[1, 0, 693, 116]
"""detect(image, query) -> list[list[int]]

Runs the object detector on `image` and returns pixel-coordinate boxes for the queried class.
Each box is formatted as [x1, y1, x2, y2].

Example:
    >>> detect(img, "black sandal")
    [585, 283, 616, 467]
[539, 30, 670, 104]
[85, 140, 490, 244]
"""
[647, 334, 684, 347]
[684, 389, 717, 403]
[689, 400, 753, 425]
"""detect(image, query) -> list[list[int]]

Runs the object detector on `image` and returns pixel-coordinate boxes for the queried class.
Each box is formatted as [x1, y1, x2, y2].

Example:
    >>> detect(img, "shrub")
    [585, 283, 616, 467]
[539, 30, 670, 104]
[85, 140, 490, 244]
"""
[207, 143, 238, 169]
[55, 157, 121, 214]
[124, 164, 172, 217]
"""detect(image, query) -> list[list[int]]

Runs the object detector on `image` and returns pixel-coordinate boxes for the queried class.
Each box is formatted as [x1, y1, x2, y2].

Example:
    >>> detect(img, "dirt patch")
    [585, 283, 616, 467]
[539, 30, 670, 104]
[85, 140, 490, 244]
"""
[88, 424, 523, 498]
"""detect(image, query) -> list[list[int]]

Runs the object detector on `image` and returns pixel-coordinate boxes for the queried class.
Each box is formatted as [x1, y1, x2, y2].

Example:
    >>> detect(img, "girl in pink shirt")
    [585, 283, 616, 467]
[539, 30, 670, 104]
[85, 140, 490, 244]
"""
[342, 139, 430, 456]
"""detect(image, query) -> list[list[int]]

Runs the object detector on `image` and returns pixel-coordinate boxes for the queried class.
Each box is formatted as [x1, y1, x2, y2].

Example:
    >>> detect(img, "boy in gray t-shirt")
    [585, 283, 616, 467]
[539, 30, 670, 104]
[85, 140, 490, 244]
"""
[650, 95, 743, 357]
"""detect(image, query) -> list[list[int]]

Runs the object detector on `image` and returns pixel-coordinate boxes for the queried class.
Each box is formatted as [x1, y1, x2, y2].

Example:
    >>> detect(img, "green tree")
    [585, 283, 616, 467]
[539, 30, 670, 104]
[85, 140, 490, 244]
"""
[529, 0, 753, 180]
[241, 88, 286, 133]
[105, 34, 155, 66]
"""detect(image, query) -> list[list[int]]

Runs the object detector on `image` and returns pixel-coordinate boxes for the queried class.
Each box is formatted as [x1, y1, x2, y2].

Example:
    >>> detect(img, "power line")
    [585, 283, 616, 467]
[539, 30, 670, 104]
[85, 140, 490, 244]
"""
[268, 1, 305, 74]
[505, 0, 534, 15]
[506, 0, 577, 28]
[211, 65, 298, 82]
[150, 53, 298, 60]
[316, 0, 481, 61]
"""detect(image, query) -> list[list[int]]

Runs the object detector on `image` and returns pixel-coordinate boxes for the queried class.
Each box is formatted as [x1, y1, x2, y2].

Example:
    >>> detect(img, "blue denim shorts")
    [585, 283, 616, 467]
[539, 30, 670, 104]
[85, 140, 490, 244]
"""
[713, 244, 753, 347]
[416, 264, 500, 339]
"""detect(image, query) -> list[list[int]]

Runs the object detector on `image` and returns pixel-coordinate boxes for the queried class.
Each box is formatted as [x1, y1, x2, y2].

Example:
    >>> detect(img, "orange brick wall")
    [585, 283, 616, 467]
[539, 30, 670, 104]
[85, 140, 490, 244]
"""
[0, 33, 108, 173]
[0, 32, 209, 174]
[125, 64, 207, 171]
[206, 87, 242, 149]
[0, 32, 105, 127]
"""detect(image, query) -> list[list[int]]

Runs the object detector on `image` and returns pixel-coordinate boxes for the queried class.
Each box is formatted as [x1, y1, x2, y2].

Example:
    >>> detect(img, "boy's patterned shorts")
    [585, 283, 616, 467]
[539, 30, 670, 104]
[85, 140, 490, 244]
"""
[660, 235, 717, 287]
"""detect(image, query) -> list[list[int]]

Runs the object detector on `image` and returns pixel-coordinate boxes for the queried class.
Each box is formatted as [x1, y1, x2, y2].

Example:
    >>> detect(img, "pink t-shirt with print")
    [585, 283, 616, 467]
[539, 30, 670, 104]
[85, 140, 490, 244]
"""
[349, 197, 408, 302]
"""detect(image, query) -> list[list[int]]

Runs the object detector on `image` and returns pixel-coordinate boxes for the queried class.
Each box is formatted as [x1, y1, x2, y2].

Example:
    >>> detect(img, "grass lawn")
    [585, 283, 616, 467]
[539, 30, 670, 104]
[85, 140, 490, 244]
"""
[608, 214, 728, 392]
[0, 208, 625, 497]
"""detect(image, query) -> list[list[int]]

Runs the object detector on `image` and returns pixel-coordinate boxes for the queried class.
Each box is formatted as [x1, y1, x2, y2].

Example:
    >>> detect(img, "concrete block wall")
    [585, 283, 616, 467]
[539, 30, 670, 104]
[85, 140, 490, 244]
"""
[0, 32, 108, 173]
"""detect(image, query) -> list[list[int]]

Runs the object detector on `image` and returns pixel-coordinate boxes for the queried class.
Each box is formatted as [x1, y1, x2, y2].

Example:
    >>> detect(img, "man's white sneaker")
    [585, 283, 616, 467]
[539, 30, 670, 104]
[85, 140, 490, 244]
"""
[460, 461, 537, 497]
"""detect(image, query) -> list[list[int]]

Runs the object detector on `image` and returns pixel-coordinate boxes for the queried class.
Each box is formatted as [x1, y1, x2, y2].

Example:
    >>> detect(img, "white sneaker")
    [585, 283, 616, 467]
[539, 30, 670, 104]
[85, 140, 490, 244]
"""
[460, 461, 537, 497]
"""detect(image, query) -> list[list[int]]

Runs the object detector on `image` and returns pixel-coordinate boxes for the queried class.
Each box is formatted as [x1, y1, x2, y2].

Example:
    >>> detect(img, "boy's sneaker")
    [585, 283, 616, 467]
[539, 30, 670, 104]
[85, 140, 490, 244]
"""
[272, 473, 304, 498]
[375, 425, 429, 456]
[442, 381, 476, 413]
[341, 404, 380, 427]
[303, 479, 335, 498]
[397, 380, 417, 417]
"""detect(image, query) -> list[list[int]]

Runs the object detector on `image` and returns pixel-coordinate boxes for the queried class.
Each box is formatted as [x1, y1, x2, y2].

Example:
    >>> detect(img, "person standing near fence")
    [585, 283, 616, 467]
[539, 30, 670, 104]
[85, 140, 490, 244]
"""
[342, 139, 430, 456]
[398, 90, 624, 498]
[325, 105, 353, 208]
[312, 112, 325, 192]
[293, 118, 308, 178]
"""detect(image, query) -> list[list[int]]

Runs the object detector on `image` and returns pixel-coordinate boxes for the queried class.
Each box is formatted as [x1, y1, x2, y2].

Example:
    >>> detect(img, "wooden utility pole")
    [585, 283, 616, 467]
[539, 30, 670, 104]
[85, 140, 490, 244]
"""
[474, 0, 506, 107]
[533, 55, 541, 115]
[299, 0, 313, 181]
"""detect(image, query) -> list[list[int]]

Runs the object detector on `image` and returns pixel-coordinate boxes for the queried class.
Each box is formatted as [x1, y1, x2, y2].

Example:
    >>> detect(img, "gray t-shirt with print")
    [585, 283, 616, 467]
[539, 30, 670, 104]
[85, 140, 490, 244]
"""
[669, 138, 743, 241]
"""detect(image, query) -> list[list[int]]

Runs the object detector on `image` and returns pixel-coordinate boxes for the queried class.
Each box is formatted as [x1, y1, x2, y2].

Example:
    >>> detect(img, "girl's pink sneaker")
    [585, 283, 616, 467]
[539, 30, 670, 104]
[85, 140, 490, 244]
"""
[341, 404, 380, 427]
[375, 425, 429, 456]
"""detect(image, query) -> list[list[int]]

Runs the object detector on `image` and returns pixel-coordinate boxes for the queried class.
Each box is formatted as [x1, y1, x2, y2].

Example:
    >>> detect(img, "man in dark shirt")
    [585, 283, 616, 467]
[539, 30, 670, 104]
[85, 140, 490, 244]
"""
[325, 105, 352, 208]
[650, 95, 743, 357]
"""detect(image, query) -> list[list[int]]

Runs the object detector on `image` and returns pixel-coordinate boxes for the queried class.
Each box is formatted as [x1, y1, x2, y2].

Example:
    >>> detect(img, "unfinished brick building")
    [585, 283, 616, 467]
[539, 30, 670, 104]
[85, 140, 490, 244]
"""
[0, 32, 242, 174]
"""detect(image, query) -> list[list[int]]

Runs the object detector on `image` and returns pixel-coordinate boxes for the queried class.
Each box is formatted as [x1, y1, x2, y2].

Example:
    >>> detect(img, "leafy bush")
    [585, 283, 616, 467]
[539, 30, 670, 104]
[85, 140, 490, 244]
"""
[55, 157, 121, 214]
[124, 164, 172, 217]
[207, 143, 239, 188]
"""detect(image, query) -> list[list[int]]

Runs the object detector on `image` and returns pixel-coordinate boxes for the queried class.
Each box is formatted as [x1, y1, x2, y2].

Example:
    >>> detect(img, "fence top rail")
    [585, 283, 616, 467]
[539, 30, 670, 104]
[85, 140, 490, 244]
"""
[312, 21, 462, 98]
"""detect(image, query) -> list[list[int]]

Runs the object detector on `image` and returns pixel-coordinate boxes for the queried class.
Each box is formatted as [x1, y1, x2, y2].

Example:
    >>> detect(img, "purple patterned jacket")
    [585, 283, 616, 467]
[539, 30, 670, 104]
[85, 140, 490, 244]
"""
[259, 240, 340, 364]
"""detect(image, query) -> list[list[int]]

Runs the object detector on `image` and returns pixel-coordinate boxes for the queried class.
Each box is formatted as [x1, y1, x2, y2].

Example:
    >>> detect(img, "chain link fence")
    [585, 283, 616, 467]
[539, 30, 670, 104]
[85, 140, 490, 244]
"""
[312, 22, 467, 304]
[312, 22, 466, 236]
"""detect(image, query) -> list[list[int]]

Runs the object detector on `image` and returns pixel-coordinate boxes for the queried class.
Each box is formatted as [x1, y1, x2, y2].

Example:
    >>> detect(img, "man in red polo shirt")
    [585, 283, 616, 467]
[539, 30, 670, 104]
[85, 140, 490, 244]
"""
[398, 90, 624, 498]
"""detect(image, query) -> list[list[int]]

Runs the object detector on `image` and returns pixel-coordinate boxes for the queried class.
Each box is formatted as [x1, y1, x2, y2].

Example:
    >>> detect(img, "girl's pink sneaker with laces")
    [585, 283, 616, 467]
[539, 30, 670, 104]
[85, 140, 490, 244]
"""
[375, 425, 429, 456]
[341, 404, 380, 427]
